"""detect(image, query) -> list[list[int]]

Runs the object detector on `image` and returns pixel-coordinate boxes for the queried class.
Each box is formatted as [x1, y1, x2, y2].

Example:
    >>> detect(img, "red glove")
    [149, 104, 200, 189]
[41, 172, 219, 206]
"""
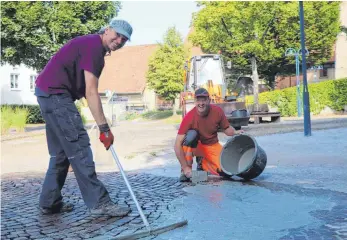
[99, 130, 114, 150]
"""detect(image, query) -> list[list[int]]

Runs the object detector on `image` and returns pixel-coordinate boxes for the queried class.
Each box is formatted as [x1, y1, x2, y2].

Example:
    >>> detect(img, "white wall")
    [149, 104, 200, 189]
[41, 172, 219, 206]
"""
[335, 2, 347, 79]
[142, 87, 156, 110]
[1, 63, 39, 105]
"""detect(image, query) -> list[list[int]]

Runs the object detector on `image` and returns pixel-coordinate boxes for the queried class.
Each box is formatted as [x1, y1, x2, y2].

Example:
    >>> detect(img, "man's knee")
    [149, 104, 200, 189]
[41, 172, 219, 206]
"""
[182, 129, 198, 147]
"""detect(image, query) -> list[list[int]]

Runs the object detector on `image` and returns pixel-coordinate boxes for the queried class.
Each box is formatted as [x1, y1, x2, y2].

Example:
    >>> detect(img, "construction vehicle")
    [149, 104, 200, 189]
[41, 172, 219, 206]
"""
[180, 54, 250, 129]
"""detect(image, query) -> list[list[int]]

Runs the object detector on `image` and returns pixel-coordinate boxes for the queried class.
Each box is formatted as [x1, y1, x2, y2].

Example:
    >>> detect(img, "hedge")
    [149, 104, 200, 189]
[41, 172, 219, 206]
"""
[1, 101, 87, 124]
[245, 78, 347, 117]
[1, 104, 44, 124]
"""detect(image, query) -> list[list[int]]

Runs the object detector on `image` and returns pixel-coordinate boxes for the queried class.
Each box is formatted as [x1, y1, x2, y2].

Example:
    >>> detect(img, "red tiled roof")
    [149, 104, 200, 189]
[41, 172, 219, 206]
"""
[98, 44, 158, 94]
[184, 26, 204, 56]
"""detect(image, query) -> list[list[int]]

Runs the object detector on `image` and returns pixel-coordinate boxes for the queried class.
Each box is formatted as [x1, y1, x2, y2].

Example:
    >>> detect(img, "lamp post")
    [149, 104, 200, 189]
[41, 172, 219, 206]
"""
[285, 48, 308, 117]
[299, 0, 312, 136]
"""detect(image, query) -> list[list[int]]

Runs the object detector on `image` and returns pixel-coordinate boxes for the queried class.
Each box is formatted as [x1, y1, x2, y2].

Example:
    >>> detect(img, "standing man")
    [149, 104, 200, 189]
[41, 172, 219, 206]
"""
[174, 88, 244, 182]
[35, 18, 132, 216]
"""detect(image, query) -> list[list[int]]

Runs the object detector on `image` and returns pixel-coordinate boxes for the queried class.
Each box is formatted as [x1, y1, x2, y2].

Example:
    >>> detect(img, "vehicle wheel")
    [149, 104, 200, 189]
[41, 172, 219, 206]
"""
[234, 126, 241, 130]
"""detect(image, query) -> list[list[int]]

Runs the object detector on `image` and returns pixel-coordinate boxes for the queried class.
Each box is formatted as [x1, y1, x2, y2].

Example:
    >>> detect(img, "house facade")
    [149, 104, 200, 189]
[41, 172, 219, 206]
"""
[0, 63, 38, 105]
[335, 1, 347, 80]
[82, 44, 159, 121]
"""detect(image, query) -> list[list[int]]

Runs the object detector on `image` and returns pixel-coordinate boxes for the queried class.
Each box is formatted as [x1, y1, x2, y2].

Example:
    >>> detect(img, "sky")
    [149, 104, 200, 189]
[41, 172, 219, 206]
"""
[117, 1, 201, 46]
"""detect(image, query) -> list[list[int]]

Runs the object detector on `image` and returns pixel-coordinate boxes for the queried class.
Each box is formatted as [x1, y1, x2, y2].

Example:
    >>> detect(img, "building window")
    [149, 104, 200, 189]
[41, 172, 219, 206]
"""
[319, 68, 328, 78]
[30, 75, 37, 91]
[10, 74, 19, 89]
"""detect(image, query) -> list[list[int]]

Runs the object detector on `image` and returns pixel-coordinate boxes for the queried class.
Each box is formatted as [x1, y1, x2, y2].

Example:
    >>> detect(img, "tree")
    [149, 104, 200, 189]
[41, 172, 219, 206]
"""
[1, 1, 121, 71]
[190, 1, 341, 88]
[146, 27, 187, 115]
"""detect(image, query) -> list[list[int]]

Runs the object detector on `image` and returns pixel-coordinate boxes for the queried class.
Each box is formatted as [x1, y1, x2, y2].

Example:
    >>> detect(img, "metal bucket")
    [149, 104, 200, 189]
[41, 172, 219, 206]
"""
[220, 134, 267, 180]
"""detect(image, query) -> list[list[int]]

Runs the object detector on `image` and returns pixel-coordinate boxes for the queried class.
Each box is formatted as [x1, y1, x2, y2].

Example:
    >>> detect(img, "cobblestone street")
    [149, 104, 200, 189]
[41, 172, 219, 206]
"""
[2, 121, 347, 240]
[1, 172, 188, 240]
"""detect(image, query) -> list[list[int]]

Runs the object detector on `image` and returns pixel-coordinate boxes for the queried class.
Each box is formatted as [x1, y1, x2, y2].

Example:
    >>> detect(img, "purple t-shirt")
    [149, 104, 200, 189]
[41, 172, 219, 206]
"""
[35, 34, 106, 100]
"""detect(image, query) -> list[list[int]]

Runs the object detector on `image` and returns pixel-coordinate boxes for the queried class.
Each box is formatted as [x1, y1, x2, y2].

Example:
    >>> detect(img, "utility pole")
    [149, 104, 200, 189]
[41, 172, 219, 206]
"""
[299, 1, 312, 136]
[251, 56, 259, 111]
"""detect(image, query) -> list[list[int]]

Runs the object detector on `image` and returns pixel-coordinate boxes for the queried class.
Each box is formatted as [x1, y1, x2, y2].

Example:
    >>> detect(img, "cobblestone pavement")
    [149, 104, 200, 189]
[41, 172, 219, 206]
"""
[2, 171, 347, 240]
[1, 172, 189, 240]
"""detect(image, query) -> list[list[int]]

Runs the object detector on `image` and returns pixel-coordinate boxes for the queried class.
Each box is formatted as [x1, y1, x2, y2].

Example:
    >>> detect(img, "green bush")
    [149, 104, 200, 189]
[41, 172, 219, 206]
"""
[330, 79, 347, 111]
[0, 104, 45, 124]
[245, 78, 347, 117]
[141, 110, 183, 120]
[1, 101, 88, 125]
[75, 101, 87, 125]
[1, 106, 13, 134]
[124, 112, 139, 120]
[0, 106, 28, 133]
[12, 107, 28, 132]
[25, 105, 45, 124]
[141, 110, 173, 120]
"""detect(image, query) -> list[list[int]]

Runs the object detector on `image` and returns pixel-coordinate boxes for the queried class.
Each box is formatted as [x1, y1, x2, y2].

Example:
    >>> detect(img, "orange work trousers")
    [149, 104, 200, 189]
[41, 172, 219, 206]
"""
[183, 141, 223, 176]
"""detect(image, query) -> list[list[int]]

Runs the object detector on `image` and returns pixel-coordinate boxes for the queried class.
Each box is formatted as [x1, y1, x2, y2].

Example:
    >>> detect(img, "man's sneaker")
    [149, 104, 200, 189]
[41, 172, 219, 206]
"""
[179, 172, 191, 182]
[39, 202, 74, 215]
[90, 201, 131, 217]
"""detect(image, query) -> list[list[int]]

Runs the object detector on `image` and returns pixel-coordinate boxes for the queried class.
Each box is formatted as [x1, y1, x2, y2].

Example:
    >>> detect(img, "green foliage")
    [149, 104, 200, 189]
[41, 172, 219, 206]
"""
[245, 78, 347, 116]
[1, 106, 13, 134]
[146, 27, 187, 102]
[0, 106, 28, 134]
[122, 110, 183, 121]
[1, 1, 120, 71]
[1, 104, 44, 124]
[1, 102, 88, 125]
[12, 107, 28, 132]
[141, 110, 174, 120]
[124, 112, 139, 121]
[330, 79, 347, 111]
[75, 100, 87, 125]
[190, 1, 341, 85]
[25, 105, 45, 124]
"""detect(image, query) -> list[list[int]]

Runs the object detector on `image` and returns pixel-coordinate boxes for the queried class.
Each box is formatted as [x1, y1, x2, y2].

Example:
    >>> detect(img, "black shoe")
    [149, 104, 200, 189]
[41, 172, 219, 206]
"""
[196, 156, 203, 171]
[39, 202, 74, 215]
[90, 201, 131, 217]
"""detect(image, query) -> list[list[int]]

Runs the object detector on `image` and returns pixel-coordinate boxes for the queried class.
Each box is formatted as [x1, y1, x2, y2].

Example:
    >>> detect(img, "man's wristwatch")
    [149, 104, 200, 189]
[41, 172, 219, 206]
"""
[98, 123, 110, 133]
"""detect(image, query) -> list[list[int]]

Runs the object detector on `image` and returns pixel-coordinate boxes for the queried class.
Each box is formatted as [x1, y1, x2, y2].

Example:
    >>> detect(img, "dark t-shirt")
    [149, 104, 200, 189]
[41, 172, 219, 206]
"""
[178, 105, 230, 145]
[35, 34, 106, 100]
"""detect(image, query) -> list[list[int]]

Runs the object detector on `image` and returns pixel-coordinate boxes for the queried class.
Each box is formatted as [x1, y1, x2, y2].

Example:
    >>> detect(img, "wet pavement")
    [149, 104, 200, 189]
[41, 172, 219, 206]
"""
[152, 174, 347, 240]
[143, 127, 347, 240]
[1, 124, 347, 239]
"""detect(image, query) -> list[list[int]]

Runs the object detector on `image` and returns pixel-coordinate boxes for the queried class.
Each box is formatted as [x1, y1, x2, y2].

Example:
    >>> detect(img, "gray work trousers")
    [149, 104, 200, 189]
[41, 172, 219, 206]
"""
[37, 93, 111, 209]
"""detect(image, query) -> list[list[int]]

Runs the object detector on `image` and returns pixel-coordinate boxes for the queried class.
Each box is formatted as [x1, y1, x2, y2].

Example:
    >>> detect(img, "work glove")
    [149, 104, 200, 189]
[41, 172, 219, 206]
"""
[99, 124, 114, 150]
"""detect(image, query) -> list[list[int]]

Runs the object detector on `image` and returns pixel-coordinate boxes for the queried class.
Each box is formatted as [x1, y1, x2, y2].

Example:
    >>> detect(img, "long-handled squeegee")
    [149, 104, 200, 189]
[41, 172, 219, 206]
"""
[109, 145, 188, 239]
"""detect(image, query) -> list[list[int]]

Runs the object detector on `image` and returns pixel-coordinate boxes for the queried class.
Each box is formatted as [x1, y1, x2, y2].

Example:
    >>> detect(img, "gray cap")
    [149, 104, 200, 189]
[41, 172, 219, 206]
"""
[195, 88, 209, 97]
[109, 19, 133, 41]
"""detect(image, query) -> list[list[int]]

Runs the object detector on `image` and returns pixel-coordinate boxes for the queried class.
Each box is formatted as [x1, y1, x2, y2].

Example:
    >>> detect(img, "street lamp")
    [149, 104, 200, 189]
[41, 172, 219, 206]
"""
[285, 47, 309, 117]
[299, 0, 312, 137]
[309, 65, 323, 82]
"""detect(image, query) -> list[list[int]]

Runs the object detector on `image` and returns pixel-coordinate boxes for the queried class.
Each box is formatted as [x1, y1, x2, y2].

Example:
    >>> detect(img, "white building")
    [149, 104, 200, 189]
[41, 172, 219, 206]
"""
[335, 1, 347, 79]
[1, 63, 39, 105]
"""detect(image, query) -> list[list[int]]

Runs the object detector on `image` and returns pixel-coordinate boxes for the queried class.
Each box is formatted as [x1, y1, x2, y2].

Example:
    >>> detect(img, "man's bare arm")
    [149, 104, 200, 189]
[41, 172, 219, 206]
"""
[224, 126, 244, 136]
[174, 134, 189, 169]
[84, 70, 107, 126]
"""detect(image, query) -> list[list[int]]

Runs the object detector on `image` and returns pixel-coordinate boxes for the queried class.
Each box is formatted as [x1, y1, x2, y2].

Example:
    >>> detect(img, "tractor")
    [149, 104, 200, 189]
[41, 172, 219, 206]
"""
[180, 54, 250, 130]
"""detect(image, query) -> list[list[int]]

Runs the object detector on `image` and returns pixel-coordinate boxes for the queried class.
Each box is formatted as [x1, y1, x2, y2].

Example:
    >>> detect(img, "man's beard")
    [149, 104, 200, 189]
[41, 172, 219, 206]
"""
[198, 105, 210, 117]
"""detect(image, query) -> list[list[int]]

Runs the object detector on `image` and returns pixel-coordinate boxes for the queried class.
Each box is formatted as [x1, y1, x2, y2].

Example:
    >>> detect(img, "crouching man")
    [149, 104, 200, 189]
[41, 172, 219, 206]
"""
[174, 88, 243, 182]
